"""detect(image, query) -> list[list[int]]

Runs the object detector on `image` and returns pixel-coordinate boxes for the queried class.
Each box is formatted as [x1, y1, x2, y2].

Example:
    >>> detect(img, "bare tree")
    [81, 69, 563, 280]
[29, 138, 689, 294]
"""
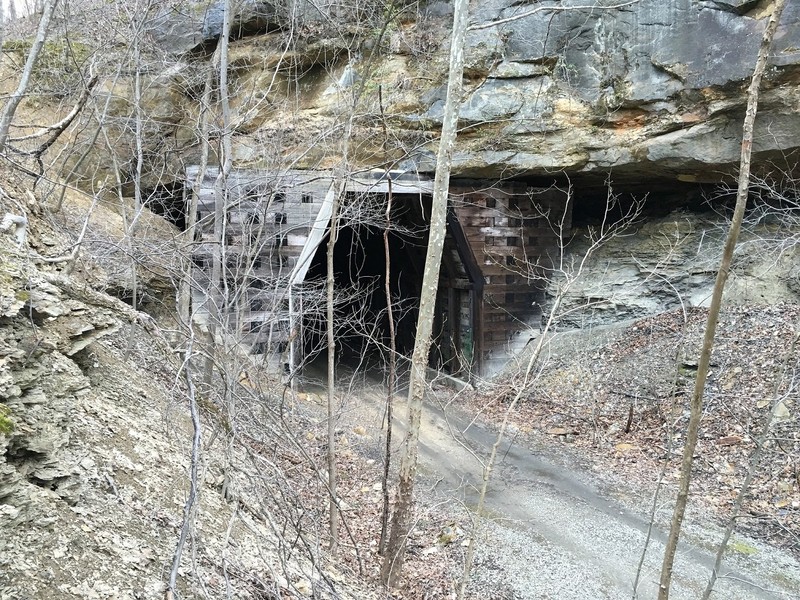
[204, 0, 234, 390]
[381, 0, 470, 586]
[378, 87, 397, 555]
[657, 1, 788, 597]
[177, 60, 215, 332]
[0, 0, 58, 152]
[166, 332, 203, 600]
[325, 176, 341, 553]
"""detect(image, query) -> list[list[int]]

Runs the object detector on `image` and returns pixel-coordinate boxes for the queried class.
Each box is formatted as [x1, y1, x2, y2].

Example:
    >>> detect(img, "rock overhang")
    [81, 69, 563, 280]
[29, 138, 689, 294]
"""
[129, 0, 800, 202]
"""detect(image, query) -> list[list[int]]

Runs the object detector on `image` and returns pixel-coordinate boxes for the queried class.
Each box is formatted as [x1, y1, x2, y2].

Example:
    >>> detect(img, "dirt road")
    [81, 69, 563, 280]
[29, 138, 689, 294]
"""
[330, 371, 800, 600]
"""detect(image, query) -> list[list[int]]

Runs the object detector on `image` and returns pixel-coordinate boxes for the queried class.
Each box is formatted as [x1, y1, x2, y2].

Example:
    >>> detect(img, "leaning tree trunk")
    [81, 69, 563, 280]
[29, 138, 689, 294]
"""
[657, 2, 787, 597]
[380, 0, 470, 586]
[204, 0, 233, 389]
[0, 0, 58, 152]
[325, 183, 341, 553]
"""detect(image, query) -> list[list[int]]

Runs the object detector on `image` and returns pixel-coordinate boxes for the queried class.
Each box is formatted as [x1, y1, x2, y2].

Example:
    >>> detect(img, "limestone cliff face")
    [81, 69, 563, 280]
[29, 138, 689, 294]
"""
[141, 0, 800, 185]
[448, 0, 800, 181]
[553, 210, 800, 330]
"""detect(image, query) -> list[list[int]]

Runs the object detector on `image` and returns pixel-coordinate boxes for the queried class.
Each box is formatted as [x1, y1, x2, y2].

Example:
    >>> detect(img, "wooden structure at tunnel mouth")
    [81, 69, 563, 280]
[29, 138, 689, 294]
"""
[186, 167, 571, 379]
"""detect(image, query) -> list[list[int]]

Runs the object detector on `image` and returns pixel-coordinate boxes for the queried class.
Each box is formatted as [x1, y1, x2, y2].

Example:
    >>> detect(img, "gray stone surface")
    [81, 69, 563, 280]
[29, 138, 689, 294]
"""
[149, 0, 280, 54]
[428, 0, 800, 178]
[549, 212, 800, 330]
[125, 0, 800, 184]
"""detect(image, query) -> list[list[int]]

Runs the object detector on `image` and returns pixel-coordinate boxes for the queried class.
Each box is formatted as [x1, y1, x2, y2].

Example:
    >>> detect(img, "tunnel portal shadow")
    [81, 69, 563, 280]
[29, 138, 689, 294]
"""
[303, 195, 430, 372]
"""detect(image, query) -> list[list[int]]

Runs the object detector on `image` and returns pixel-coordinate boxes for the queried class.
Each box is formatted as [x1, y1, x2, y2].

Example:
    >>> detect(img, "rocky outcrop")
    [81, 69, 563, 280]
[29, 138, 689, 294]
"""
[551, 210, 800, 329]
[149, 0, 282, 54]
[54, 1, 800, 197]
[0, 243, 118, 522]
[421, 0, 800, 180]
[206, 0, 800, 184]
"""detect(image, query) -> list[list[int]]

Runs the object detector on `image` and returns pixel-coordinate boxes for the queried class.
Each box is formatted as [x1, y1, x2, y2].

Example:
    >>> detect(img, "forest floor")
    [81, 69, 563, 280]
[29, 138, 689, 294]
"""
[304, 303, 800, 599]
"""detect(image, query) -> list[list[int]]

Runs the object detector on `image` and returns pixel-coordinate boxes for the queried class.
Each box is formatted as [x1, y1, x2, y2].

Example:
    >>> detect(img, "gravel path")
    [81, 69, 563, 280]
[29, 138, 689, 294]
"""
[300, 357, 800, 599]
[414, 399, 800, 600]
[330, 364, 800, 599]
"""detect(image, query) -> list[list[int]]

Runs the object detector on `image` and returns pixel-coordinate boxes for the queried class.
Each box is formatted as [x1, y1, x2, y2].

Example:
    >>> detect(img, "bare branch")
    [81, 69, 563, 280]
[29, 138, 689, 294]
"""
[467, 1, 639, 32]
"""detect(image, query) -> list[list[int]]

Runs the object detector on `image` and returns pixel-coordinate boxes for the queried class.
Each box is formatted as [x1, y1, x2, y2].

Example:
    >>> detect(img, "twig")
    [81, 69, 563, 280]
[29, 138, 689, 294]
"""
[166, 335, 203, 599]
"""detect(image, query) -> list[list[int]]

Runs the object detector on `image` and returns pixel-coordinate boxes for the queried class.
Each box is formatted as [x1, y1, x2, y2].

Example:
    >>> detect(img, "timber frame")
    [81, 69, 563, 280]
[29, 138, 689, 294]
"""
[185, 167, 570, 379]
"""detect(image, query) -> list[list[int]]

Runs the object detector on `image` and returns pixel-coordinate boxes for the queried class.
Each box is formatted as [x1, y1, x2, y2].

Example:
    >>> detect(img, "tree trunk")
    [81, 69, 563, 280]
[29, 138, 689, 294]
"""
[326, 185, 341, 553]
[0, 3, 5, 62]
[657, 2, 787, 597]
[204, 0, 233, 390]
[379, 176, 396, 555]
[377, 84, 397, 556]
[380, 0, 470, 586]
[123, 31, 145, 360]
[178, 55, 216, 332]
[0, 0, 58, 152]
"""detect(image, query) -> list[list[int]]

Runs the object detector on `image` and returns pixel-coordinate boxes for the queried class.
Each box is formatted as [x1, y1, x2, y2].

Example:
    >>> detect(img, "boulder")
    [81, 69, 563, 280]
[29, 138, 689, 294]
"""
[149, 0, 281, 54]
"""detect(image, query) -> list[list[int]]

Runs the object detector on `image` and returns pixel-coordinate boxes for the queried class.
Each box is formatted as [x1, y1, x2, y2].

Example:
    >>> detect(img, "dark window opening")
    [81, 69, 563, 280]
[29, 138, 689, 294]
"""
[301, 193, 313, 204]
[245, 213, 261, 244]
[143, 182, 188, 230]
[510, 196, 528, 211]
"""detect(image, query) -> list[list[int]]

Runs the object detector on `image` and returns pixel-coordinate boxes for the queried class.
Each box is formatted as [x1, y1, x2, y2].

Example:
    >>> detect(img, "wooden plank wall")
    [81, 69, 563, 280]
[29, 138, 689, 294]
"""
[450, 181, 571, 376]
[189, 168, 330, 371]
[187, 167, 571, 379]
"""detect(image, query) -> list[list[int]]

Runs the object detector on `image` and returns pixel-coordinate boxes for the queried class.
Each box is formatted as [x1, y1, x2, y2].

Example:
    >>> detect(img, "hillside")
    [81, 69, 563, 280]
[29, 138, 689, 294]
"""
[2, 1, 800, 599]
[0, 177, 389, 599]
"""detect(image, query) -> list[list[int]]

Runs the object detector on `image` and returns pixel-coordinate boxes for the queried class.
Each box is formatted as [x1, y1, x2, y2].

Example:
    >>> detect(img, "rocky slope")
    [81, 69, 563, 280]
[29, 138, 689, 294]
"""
[551, 207, 800, 329]
[0, 178, 379, 600]
[486, 302, 800, 555]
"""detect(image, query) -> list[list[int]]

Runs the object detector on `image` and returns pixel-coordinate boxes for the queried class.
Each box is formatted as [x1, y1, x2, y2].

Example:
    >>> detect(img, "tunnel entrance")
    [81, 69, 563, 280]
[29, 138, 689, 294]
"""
[142, 182, 187, 230]
[185, 166, 571, 379]
[303, 194, 432, 370]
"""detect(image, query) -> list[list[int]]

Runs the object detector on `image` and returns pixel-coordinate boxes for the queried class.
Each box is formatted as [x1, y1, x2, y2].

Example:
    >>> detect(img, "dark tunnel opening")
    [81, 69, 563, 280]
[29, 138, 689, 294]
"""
[303, 196, 429, 368]
[552, 176, 720, 228]
[144, 182, 187, 230]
